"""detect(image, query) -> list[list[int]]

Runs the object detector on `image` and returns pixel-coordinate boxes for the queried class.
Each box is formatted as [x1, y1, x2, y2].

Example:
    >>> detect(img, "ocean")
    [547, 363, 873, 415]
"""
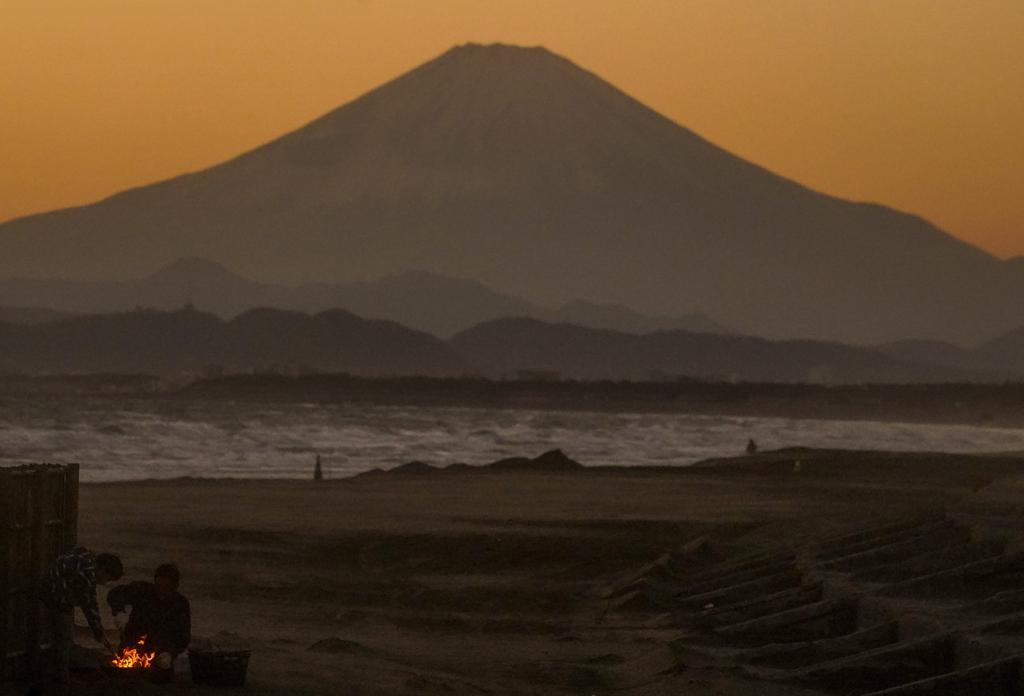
[2, 396, 1023, 482]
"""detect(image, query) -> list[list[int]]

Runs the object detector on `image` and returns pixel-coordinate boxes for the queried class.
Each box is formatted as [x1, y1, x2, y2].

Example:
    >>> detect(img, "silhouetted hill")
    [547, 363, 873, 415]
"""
[0, 307, 1014, 382]
[0, 306, 78, 325]
[0, 258, 275, 320]
[876, 339, 979, 371]
[977, 326, 1024, 375]
[0, 258, 729, 338]
[0, 308, 464, 376]
[450, 318, 981, 383]
[876, 333, 1024, 378]
[1, 44, 1020, 345]
[552, 300, 731, 335]
[304, 271, 538, 337]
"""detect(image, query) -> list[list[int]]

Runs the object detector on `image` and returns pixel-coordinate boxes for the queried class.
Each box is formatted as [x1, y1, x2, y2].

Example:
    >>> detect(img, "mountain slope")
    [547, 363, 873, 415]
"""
[876, 339, 979, 371]
[552, 300, 731, 336]
[451, 318, 983, 383]
[0, 309, 989, 383]
[0, 258, 729, 338]
[1, 43, 1020, 344]
[0, 306, 78, 325]
[0, 307, 464, 376]
[976, 326, 1024, 375]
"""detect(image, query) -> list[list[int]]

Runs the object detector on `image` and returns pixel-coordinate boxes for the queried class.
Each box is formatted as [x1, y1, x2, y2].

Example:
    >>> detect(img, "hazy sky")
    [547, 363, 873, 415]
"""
[2, 1, 1021, 257]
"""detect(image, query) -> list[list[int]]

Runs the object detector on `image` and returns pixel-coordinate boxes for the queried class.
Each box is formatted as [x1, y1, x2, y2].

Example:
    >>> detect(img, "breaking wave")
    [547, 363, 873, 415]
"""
[1, 397, 1023, 482]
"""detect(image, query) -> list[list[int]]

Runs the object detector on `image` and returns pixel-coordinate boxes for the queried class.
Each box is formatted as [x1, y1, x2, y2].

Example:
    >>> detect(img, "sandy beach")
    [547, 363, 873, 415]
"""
[71, 448, 1024, 694]
[5, 6, 1021, 695]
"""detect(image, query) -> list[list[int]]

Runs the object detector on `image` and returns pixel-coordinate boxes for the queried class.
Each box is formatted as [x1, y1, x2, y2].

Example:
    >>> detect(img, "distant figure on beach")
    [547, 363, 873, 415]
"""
[746, 438, 758, 455]
[314, 454, 323, 481]
[38, 548, 123, 693]
[108, 563, 191, 682]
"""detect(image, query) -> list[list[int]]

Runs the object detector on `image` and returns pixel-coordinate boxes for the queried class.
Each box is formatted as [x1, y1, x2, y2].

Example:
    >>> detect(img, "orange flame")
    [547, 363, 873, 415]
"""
[111, 635, 156, 669]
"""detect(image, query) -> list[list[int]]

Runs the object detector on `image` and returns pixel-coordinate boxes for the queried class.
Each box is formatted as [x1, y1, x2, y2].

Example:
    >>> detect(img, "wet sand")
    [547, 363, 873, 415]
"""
[77, 449, 1024, 695]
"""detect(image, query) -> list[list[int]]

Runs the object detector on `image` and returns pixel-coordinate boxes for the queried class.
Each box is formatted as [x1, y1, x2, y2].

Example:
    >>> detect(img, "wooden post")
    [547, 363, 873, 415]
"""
[0, 467, 9, 680]
[0, 463, 79, 687]
[26, 467, 45, 677]
[64, 464, 79, 550]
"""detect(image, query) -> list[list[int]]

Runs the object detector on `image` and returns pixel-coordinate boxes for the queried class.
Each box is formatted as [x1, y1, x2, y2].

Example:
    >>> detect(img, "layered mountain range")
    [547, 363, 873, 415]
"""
[2, 305, 1022, 382]
[0, 257, 729, 338]
[1, 44, 1020, 346]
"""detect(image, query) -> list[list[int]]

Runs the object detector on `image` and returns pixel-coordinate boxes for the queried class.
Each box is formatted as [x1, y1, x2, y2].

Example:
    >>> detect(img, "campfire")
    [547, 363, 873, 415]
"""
[111, 635, 155, 670]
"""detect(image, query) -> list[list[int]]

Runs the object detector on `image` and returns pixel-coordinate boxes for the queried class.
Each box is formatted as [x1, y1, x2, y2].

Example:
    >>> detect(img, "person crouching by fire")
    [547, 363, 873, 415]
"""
[107, 563, 191, 682]
[38, 547, 123, 694]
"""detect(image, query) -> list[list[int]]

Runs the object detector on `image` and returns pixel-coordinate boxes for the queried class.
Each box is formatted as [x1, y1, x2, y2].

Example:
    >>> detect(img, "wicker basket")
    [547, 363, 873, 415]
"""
[189, 649, 251, 687]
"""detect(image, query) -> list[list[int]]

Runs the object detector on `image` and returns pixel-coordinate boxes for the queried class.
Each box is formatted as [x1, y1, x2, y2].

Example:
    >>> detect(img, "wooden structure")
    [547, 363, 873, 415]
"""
[0, 463, 79, 683]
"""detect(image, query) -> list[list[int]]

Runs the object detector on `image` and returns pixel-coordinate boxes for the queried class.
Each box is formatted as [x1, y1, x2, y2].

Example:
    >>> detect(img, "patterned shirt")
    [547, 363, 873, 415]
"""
[41, 547, 105, 641]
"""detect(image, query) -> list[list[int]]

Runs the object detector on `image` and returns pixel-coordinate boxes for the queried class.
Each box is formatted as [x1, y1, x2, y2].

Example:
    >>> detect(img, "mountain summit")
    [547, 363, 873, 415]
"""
[1, 43, 1021, 344]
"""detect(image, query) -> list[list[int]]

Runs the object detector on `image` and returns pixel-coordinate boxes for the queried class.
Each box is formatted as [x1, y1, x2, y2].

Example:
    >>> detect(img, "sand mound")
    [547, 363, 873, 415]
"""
[488, 449, 582, 471]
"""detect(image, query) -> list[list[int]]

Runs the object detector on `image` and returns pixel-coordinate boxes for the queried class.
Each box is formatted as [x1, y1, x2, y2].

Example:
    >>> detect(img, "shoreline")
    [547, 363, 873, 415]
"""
[73, 446, 1024, 485]
[32, 443, 1024, 488]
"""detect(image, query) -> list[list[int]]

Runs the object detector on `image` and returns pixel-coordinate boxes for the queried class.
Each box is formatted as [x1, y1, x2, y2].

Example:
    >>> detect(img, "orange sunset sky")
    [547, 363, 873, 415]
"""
[2, 1, 1022, 257]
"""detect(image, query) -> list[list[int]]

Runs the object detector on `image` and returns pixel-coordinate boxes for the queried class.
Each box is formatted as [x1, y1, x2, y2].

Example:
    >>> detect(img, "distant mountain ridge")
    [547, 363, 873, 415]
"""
[451, 318, 983, 383]
[874, 330, 1024, 378]
[0, 306, 77, 325]
[0, 307, 463, 376]
[551, 300, 726, 336]
[0, 257, 731, 338]
[1, 43, 1022, 344]
[0, 307, 1000, 383]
